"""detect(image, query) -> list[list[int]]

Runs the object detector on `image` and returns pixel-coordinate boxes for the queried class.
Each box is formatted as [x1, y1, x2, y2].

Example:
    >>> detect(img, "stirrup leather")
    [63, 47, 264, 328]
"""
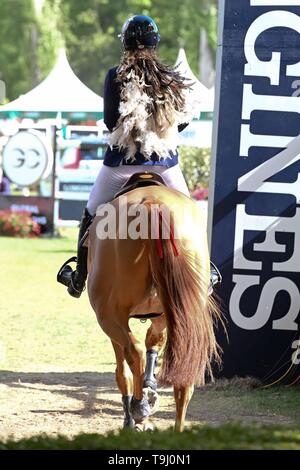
[69, 272, 86, 295]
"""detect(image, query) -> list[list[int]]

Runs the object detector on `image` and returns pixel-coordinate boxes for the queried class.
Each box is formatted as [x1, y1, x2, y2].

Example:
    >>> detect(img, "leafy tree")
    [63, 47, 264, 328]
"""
[37, 0, 64, 80]
[60, 0, 218, 94]
[59, 0, 155, 95]
[151, 0, 216, 74]
[0, 0, 218, 101]
[0, 0, 62, 101]
[0, 0, 37, 100]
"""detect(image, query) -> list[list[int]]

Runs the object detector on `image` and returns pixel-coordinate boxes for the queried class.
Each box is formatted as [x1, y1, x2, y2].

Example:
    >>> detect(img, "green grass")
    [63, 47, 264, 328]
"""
[0, 229, 147, 372]
[1, 423, 300, 450]
[193, 381, 300, 429]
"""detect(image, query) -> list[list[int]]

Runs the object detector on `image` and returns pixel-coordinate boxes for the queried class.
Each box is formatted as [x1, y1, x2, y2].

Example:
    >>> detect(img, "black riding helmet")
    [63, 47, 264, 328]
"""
[119, 15, 160, 50]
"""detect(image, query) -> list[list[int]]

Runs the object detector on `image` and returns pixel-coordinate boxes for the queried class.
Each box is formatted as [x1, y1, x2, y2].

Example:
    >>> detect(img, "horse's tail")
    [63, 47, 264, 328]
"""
[147, 203, 221, 388]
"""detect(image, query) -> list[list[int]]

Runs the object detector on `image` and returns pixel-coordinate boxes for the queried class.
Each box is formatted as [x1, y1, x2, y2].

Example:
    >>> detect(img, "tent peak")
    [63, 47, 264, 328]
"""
[0, 46, 103, 117]
[175, 48, 214, 112]
[175, 47, 208, 92]
[56, 47, 71, 66]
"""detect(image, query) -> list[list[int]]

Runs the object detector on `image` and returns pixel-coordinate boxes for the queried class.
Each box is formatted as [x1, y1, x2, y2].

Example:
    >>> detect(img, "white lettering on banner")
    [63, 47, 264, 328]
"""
[251, 1, 300, 6]
[233, 204, 300, 271]
[239, 124, 293, 157]
[238, 136, 300, 201]
[10, 204, 40, 214]
[230, 275, 299, 330]
[229, 3, 300, 335]
[242, 84, 300, 119]
[244, 11, 300, 85]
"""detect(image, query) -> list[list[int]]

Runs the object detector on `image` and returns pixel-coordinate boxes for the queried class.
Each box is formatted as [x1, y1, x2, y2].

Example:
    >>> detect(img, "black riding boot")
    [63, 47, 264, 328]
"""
[57, 208, 94, 298]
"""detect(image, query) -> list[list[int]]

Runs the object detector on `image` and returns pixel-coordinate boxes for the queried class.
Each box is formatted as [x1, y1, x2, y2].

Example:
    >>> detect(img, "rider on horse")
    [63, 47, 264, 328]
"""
[57, 15, 221, 298]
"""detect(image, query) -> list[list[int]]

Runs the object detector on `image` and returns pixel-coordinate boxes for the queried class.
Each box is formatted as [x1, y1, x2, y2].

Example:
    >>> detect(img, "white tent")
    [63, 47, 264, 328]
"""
[175, 48, 214, 113]
[175, 48, 214, 148]
[0, 49, 103, 120]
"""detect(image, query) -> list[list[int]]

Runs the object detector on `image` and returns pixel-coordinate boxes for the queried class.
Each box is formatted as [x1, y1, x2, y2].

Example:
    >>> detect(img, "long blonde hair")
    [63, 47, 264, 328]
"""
[116, 49, 191, 134]
[108, 49, 193, 161]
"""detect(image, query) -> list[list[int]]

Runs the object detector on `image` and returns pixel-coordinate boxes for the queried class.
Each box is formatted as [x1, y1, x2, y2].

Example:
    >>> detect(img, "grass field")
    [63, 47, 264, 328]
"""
[0, 228, 148, 372]
[0, 230, 300, 449]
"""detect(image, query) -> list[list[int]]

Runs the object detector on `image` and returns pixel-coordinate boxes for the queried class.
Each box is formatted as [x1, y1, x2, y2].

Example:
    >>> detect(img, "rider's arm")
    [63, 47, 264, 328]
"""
[104, 67, 121, 132]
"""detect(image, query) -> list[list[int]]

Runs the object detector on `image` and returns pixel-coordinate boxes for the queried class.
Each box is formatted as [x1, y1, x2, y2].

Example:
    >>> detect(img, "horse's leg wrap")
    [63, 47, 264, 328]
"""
[130, 395, 151, 423]
[143, 349, 158, 390]
[122, 395, 135, 428]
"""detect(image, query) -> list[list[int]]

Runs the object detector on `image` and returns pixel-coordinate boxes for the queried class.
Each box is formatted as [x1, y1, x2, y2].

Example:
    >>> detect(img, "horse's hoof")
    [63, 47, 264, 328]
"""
[134, 421, 154, 432]
[130, 396, 151, 422]
[144, 421, 155, 431]
[134, 423, 144, 432]
[123, 416, 135, 428]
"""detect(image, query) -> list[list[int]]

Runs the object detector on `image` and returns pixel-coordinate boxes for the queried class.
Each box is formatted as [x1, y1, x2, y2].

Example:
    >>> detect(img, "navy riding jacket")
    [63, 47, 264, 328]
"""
[103, 66, 188, 167]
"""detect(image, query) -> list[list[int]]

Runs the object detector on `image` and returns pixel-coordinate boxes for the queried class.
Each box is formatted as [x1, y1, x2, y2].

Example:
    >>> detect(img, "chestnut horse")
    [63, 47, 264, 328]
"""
[86, 184, 221, 431]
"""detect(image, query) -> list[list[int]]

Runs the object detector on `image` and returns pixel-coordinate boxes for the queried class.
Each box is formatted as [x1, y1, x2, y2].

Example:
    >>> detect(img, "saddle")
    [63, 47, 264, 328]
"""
[80, 172, 166, 248]
[114, 172, 166, 199]
[114, 171, 222, 296]
[80, 171, 222, 297]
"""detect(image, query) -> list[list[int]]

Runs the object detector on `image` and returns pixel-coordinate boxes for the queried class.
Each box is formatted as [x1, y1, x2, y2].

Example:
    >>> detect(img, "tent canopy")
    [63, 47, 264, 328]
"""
[175, 48, 214, 116]
[0, 49, 103, 120]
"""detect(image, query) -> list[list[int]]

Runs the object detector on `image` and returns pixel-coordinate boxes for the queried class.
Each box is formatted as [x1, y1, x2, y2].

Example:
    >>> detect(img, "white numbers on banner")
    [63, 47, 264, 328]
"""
[291, 340, 300, 365]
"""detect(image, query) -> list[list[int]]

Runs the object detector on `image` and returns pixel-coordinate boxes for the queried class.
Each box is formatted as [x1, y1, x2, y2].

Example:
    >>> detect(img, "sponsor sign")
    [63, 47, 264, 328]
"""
[209, 0, 300, 383]
[2, 130, 53, 187]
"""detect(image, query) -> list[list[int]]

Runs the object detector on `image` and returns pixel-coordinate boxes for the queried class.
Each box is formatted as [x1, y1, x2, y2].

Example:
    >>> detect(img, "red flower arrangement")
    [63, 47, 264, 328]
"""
[0, 210, 41, 237]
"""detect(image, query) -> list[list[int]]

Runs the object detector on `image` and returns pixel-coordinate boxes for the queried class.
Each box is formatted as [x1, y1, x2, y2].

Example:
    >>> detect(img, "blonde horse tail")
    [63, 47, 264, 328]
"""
[147, 205, 221, 388]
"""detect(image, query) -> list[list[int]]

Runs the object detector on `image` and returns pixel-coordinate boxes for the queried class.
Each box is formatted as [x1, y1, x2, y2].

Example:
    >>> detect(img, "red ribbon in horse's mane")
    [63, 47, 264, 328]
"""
[155, 209, 179, 260]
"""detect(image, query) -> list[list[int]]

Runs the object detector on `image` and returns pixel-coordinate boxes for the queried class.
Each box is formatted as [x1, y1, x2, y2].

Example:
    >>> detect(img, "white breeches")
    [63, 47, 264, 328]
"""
[87, 164, 189, 215]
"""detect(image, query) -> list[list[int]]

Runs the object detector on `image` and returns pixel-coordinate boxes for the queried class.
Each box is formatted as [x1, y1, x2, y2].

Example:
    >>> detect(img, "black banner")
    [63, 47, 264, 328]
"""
[209, 0, 300, 384]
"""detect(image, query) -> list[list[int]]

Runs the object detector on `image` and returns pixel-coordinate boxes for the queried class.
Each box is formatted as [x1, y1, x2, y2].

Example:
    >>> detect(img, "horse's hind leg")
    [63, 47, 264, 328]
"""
[144, 315, 166, 391]
[141, 315, 166, 420]
[111, 340, 134, 428]
[174, 385, 194, 432]
[99, 317, 150, 425]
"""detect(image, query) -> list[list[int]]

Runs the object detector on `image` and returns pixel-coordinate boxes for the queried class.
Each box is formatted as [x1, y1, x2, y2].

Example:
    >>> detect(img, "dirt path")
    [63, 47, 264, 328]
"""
[0, 371, 293, 441]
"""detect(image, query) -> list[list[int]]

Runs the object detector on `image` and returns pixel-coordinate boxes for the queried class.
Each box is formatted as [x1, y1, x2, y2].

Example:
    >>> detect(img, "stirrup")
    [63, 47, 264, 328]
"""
[57, 256, 77, 283]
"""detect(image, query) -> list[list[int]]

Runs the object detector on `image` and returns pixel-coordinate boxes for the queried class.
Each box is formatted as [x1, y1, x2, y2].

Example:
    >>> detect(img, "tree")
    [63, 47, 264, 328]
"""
[37, 0, 64, 80]
[0, 0, 62, 101]
[0, 0, 37, 100]
[0, 0, 218, 101]
[60, 0, 218, 95]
